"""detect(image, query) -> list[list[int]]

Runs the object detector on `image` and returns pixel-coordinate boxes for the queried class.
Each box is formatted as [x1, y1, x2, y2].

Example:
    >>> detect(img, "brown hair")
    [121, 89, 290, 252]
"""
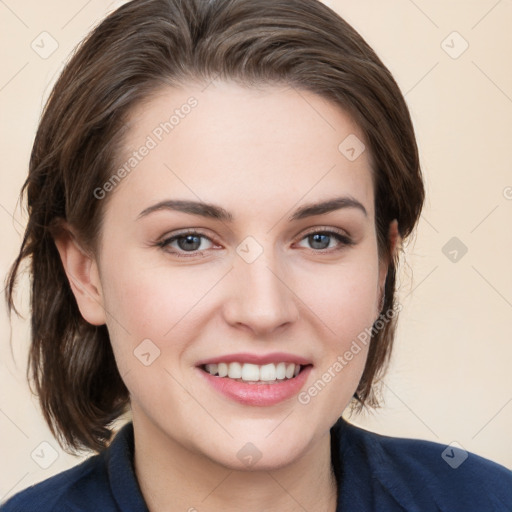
[5, 0, 424, 453]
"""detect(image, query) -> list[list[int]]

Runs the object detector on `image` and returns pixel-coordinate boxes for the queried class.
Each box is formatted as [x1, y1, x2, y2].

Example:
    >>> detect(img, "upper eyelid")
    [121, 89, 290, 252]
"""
[161, 229, 216, 246]
[299, 225, 351, 238]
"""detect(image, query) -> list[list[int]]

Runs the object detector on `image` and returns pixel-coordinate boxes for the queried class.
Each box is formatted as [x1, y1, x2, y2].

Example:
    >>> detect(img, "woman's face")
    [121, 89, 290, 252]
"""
[90, 82, 389, 469]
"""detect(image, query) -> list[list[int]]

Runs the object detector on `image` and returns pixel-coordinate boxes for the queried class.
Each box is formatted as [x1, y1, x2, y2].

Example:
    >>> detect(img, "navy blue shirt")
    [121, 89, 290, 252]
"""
[2, 418, 511, 511]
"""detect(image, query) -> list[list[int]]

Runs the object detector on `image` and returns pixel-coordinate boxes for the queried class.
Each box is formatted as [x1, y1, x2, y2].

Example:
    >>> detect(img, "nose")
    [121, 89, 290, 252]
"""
[221, 248, 300, 336]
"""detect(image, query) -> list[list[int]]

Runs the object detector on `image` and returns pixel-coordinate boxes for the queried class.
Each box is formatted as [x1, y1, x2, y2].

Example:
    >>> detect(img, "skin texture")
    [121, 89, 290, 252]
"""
[55, 82, 400, 512]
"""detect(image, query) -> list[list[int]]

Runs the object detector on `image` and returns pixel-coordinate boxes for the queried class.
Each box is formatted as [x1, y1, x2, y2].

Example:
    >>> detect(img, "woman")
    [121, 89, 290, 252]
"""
[3, 0, 511, 510]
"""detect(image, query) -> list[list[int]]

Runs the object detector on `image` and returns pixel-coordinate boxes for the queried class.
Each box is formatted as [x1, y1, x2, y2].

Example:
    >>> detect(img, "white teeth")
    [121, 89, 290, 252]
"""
[227, 362, 242, 379]
[260, 363, 276, 381]
[217, 362, 228, 377]
[205, 363, 218, 375]
[275, 362, 286, 380]
[203, 362, 303, 382]
[241, 363, 260, 381]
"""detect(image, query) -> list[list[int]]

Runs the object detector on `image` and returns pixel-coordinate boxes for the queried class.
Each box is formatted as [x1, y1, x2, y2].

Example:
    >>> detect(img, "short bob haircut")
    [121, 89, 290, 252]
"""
[6, 0, 424, 453]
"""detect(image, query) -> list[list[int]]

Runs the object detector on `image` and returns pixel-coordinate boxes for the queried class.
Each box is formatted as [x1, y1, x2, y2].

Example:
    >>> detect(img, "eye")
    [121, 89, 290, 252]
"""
[157, 230, 216, 256]
[296, 229, 354, 251]
[156, 227, 353, 257]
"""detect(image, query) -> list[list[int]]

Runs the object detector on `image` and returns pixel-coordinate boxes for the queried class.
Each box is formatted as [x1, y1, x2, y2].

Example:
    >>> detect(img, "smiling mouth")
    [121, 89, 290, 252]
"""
[199, 361, 312, 384]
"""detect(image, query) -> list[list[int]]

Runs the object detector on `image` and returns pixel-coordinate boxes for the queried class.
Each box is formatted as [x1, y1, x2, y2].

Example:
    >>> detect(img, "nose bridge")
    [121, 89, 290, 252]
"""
[222, 239, 299, 333]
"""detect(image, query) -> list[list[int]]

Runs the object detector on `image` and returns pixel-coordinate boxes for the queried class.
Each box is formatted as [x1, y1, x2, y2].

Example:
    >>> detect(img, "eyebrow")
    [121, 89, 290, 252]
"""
[289, 196, 367, 220]
[137, 196, 367, 222]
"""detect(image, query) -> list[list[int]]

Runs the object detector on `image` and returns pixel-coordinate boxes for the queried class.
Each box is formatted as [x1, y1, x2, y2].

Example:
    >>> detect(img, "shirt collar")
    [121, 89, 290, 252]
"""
[106, 421, 149, 512]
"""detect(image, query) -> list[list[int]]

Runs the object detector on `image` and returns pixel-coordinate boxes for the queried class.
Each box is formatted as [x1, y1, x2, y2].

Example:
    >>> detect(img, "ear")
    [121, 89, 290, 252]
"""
[377, 219, 401, 310]
[53, 223, 107, 326]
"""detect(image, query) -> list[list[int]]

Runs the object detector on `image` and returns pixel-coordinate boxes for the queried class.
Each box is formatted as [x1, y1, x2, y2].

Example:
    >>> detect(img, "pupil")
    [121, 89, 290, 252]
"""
[178, 235, 201, 251]
[310, 233, 330, 250]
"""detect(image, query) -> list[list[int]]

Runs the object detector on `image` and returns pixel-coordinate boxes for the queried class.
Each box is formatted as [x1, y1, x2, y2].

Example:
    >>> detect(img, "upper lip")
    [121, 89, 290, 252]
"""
[196, 352, 312, 366]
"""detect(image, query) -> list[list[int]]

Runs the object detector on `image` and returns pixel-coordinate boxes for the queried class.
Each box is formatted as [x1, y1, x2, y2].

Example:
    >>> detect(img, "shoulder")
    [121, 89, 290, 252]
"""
[0, 452, 112, 512]
[0, 422, 142, 512]
[332, 418, 512, 511]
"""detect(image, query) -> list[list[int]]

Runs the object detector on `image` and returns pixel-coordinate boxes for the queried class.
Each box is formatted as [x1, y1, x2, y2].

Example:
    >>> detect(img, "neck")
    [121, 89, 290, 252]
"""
[132, 415, 338, 512]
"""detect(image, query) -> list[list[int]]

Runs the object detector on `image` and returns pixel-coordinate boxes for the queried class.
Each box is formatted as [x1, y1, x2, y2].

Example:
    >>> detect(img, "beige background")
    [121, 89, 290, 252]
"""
[1, 0, 511, 502]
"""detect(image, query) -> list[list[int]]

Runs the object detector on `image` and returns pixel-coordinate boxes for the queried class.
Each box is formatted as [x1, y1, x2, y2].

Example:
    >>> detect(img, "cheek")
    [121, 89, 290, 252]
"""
[295, 256, 380, 337]
[292, 252, 380, 399]
[292, 258, 378, 422]
[101, 252, 200, 323]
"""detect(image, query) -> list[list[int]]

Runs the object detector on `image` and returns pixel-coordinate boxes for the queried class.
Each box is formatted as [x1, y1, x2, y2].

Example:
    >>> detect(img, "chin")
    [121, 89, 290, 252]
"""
[197, 424, 315, 472]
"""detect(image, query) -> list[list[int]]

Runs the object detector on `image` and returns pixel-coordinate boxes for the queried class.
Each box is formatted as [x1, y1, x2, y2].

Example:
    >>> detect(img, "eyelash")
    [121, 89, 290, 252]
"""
[156, 227, 354, 258]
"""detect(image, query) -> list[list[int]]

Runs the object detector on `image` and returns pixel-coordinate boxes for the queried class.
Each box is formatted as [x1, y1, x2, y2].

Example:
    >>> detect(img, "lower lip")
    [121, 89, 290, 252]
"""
[197, 365, 313, 406]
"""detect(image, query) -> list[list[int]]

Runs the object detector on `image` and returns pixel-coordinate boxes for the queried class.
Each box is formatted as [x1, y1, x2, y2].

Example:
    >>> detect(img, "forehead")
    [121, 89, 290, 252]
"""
[110, 81, 375, 221]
